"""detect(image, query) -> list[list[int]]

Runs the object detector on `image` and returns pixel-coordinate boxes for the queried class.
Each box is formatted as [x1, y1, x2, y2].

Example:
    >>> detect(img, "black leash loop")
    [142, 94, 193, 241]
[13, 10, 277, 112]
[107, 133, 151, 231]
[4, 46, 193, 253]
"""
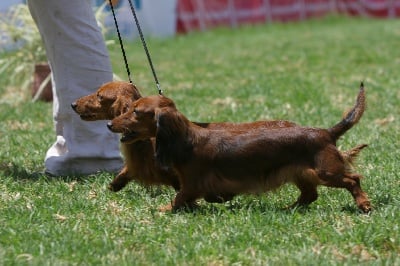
[108, 0, 133, 84]
[126, 0, 163, 95]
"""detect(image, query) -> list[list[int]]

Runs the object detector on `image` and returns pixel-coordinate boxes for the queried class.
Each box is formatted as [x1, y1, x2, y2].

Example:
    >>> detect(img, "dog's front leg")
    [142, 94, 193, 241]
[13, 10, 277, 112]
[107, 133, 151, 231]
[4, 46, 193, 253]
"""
[291, 177, 319, 208]
[108, 165, 131, 192]
[171, 190, 199, 212]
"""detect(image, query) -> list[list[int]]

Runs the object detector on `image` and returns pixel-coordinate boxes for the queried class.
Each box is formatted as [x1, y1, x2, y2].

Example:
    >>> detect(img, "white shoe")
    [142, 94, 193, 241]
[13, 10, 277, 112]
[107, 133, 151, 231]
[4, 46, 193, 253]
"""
[44, 135, 123, 176]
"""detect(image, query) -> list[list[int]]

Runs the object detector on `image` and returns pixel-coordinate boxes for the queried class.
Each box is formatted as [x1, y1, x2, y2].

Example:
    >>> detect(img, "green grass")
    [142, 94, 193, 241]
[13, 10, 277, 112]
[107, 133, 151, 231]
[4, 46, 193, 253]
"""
[1, 16, 400, 265]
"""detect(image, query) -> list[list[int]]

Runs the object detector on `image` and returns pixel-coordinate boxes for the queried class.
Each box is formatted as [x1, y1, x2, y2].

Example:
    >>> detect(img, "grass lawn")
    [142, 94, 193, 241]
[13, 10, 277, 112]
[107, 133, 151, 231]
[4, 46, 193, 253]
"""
[1, 16, 399, 265]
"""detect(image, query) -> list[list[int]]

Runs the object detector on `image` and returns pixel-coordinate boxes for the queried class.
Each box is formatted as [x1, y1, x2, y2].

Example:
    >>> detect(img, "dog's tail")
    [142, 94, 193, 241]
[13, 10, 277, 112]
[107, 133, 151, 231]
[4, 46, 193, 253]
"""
[328, 82, 366, 142]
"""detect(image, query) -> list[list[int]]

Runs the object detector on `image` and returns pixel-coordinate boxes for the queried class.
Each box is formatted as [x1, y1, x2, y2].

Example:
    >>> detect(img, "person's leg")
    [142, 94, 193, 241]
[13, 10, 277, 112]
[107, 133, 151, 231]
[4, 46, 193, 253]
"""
[28, 0, 123, 175]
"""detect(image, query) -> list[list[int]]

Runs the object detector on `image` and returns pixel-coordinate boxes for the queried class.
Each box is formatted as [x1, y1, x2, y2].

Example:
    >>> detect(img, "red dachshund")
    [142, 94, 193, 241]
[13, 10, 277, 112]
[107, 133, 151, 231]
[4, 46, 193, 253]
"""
[71, 81, 297, 193]
[71, 81, 142, 121]
[107, 83, 371, 213]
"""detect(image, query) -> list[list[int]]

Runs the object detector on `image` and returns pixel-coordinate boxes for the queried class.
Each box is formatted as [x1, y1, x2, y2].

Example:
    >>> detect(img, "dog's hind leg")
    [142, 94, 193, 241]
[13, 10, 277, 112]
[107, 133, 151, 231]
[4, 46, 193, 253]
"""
[171, 190, 200, 212]
[319, 170, 371, 213]
[347, 174, 371, 213]
[332, 173, 371, 213]
[315, 146, 371, 213]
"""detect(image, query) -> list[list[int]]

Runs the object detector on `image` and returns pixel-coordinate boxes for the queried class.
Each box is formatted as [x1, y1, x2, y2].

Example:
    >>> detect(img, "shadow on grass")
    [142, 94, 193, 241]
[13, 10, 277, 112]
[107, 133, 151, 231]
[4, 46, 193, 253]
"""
[168, 198, 316, 216]
[340, 194, 393, 214]
[167, 196, 376, 216]
[373, 194, 393, 207]
[0, 162, 42, 181]
[125, 186, 173, 198]
[341, 204, 365, 214]
[0, 161, 94, 183]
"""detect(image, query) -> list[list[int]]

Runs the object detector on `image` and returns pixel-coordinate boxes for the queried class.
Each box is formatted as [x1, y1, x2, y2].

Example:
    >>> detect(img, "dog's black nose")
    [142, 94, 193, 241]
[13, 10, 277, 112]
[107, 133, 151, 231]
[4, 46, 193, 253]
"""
[107, 122, 113, 130]
[71, 102, 77, 110]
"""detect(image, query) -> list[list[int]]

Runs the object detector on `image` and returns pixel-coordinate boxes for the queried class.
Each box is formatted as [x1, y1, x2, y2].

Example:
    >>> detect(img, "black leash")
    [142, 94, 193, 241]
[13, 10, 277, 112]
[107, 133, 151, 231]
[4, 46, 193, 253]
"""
[108, 0, 163, 95]
[126, 0, 162, 95]
[108, 0, 133, 84]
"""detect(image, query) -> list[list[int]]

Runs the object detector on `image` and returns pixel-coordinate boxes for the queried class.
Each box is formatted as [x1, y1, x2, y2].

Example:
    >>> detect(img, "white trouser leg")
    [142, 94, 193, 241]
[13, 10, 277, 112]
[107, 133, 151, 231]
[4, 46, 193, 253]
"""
[28, 0, 123, 175]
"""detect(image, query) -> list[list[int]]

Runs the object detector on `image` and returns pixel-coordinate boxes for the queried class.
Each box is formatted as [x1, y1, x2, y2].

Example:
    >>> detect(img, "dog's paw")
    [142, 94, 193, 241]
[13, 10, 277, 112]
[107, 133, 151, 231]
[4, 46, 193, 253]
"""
[359, 201, 372, 214]
[108, 182, 123, 192]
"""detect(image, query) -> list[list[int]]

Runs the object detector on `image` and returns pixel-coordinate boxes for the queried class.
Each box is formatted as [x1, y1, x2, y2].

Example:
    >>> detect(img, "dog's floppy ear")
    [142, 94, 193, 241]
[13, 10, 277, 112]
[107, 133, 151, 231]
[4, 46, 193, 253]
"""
[110, 96, 129, 117]
[155, 107, 192, 168]
[129, 83, 142, 100]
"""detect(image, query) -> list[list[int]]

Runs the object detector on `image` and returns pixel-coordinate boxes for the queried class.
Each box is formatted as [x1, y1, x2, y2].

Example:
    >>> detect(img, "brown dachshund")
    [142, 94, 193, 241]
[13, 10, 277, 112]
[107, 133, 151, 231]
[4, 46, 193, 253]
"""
[107, 83, 371, 213]
[71, 81, 142, 121]
[71, 81, 297, 193]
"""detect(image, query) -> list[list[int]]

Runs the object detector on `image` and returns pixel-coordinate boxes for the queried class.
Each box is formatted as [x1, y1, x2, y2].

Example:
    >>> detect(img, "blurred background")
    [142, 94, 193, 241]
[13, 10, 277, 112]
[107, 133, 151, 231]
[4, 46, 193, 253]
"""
[1, 0, 399, 39]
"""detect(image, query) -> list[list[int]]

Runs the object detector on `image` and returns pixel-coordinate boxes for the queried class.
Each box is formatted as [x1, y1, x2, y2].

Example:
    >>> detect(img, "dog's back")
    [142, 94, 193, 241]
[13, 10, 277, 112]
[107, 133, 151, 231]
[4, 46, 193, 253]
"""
[158, 113, 334, 192]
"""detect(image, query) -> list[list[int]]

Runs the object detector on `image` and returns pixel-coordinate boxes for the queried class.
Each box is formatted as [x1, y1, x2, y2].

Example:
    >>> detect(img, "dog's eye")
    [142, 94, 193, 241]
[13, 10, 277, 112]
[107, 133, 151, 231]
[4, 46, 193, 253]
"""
[97, 95, 103, 101]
